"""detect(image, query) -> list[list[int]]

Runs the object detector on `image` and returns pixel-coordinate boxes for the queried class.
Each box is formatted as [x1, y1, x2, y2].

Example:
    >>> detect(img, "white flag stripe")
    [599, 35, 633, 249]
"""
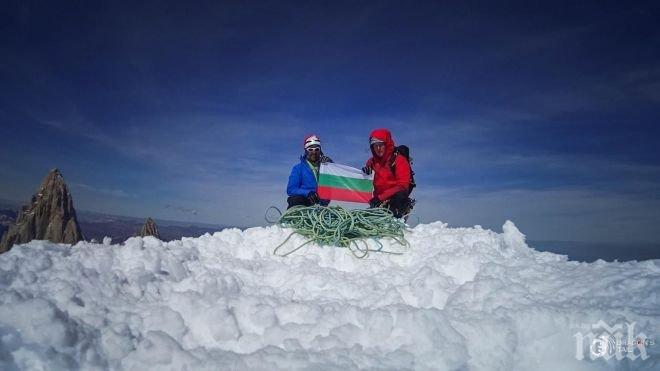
[320, 163, 373, 180]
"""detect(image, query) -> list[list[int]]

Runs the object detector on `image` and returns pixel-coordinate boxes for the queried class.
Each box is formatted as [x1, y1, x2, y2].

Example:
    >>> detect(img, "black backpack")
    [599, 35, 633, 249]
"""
[390, 145, 416, 195]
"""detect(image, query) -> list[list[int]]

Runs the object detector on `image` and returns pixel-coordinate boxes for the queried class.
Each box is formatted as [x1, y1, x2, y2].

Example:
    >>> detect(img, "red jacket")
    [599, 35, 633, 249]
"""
[365, 128, 411, 201]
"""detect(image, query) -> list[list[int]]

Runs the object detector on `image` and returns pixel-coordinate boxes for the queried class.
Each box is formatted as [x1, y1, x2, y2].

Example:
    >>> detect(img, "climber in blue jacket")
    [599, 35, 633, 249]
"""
[286, 134, 333, 208]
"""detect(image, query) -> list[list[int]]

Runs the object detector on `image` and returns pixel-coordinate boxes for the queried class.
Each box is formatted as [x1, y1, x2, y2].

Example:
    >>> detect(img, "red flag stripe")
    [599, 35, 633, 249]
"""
[317, 186, 372, 203]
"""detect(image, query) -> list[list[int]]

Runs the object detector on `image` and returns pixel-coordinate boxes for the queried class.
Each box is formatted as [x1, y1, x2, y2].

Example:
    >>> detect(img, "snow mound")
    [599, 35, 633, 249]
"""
[0, 221, 658, 370]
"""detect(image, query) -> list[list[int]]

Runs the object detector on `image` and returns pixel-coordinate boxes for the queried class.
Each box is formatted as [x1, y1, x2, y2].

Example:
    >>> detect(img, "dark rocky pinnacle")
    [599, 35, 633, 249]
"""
[138, 217, 161, 239]
[0, 169, 83, 253]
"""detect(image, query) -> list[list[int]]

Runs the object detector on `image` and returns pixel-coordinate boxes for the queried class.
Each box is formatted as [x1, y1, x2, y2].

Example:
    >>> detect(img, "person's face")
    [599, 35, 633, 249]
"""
[306, 146, 320, 161]
[372, 142, 386, 158]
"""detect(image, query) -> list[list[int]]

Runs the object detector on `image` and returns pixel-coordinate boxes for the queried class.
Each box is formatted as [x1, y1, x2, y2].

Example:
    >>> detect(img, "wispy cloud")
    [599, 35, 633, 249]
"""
[620, 65, 660, 103]
[69, 182, 137, 199]
[164, 204, 198, 215]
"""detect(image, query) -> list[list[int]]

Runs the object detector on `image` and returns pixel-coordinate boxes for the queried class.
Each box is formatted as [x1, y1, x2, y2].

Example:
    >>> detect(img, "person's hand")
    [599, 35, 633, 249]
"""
[362, 166, 372, 175]
[320, 154, 333, 163]
[307, 191, 320, 205]
[369, 196, 381, 208]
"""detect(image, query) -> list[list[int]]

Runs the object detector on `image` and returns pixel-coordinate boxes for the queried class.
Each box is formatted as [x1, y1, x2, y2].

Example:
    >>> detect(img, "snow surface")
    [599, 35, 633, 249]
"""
[0, 221, 658, 370]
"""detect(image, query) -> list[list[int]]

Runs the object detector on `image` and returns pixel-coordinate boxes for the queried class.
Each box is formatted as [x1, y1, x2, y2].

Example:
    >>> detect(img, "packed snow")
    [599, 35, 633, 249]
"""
[0, 221, 658, 370]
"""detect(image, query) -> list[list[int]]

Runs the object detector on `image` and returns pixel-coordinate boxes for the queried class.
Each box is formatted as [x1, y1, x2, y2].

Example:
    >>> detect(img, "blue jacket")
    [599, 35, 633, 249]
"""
[287, 156, 330, 205]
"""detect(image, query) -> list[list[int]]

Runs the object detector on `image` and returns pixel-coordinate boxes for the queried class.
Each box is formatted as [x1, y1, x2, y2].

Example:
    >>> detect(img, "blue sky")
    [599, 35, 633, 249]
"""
[1, 1, 659, 243]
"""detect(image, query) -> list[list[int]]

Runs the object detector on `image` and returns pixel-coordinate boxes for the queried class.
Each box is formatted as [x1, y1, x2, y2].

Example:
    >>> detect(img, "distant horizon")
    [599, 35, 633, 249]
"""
[3, 190, 659, 263]
[0, 195, 234, 229]
[2, 191, 659, 250]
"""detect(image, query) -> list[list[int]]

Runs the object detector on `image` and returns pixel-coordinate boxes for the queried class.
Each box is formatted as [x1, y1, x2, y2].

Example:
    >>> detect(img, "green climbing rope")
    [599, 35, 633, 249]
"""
[273, 205, 409, 258]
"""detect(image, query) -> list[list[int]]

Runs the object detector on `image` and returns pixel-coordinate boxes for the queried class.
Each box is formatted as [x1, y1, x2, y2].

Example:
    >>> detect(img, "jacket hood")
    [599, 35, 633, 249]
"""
[369, 128, 395, 161]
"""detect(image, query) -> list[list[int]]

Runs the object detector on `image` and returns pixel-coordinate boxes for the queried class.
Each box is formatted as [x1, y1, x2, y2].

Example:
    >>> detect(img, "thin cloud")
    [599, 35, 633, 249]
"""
[164, 204, 198, 216]
[69, 182, 137, 199]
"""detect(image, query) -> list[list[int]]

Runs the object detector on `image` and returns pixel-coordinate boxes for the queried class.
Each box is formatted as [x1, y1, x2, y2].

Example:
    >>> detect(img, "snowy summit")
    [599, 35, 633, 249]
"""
[0, 221, 658, 370]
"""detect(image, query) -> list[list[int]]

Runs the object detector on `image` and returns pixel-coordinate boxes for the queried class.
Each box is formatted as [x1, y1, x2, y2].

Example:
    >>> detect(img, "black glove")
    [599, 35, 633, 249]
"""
[362, 166, 372, 175]
[307, 191, 320, 205]
[320, 155, 333, 163]
[369, 196, 381, 208]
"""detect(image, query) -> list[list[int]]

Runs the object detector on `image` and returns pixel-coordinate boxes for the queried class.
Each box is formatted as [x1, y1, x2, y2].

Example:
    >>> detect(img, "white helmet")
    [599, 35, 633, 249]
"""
[304, 135, 321, 149]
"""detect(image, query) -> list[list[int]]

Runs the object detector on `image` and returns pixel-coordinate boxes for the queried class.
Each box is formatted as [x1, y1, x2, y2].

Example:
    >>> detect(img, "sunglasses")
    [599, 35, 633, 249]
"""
[306, 147, 321, 152]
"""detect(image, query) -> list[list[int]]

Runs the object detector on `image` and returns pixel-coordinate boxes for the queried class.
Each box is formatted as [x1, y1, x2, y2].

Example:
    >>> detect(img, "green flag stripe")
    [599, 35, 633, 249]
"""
[319, 174, 373, 192]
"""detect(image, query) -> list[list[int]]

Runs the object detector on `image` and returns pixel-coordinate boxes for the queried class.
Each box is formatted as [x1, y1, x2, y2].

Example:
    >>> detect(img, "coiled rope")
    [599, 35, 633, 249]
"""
[269, 205, 409, 258]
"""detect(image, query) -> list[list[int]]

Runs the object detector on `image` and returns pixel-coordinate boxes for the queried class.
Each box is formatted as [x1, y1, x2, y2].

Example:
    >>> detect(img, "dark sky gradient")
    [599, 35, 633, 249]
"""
[1, 1, 659, 243]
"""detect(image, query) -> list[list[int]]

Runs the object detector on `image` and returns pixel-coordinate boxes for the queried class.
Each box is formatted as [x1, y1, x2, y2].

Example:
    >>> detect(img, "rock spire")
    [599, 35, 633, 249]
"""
[138, 217, 160, 239]
[0, 169, 83, 253]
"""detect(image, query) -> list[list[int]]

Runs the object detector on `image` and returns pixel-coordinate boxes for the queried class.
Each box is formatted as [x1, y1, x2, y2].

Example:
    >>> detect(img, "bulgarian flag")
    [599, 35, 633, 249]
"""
[318, 163, 374, 203]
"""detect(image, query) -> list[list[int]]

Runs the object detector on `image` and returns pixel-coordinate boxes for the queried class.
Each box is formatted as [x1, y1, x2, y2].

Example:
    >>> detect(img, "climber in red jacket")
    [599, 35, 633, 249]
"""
[362, 128, 412, 219]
